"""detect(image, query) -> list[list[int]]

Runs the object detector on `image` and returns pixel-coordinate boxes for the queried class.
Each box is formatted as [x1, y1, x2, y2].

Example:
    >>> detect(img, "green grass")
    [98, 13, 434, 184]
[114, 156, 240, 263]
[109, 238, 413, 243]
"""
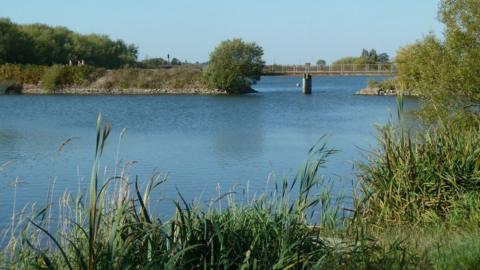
[356, 111, 480, 227]
[0, 64, 207, 94]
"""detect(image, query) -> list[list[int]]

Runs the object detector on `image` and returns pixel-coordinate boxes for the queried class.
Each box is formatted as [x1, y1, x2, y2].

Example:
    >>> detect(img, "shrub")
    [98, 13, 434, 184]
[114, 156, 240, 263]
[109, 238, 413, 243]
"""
[0, 64, 46, 85]
[40, 65, 71, 91]
[203, 39, 264, 93]
[357, 114, 480, 226]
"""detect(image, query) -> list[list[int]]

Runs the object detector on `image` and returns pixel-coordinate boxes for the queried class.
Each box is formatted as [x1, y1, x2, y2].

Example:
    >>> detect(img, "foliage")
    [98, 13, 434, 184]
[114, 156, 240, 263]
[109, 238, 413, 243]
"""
[0, 64, 207, 92]
[316, 59, 326, 66]
[204, 39, 264, 93]
[0, 18, 35, 65]
[138, 57, 168, 68]
[0, 18, 138, 68]
[40, 65, 99, 91]
[367, 78, 398, 91]
[0, 117, 426, 269]
[0, 64, 46, 85]
[357, 111, 480, 226]
[171, 57, 182, 65]
[333, 49, 390, 65]
[396, 0, 480, 116]
[92, 67, 205, 90]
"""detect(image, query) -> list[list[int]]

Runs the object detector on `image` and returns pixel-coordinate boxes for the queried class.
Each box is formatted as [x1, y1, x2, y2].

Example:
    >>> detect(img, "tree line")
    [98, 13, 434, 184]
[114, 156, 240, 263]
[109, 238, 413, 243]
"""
[328, 49, 390, 66]
[0, 18, 138, 68]
[395, 0, 479, 115]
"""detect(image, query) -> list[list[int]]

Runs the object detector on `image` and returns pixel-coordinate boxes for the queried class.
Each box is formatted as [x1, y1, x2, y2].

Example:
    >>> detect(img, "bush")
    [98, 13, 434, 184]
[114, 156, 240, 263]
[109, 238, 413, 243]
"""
[357, 114, 480, 226]
[0, 64, 46, 85]
[92, 67, 204, 90]
[204, 39, 264, 93]
[41, 65, 68, 91]
[367, 78, 398, 91]
[40, 65, 97, 91]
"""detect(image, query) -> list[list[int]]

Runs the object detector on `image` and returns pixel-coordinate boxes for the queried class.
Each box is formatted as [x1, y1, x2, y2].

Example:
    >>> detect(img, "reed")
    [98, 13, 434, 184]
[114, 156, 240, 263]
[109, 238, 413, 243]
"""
[356, 102, 480, 227]
[2, 105, 480, 269]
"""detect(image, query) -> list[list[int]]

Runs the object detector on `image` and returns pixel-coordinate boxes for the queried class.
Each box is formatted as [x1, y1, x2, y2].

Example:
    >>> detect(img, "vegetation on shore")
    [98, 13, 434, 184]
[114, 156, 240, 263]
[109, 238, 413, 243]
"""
[0, 18, 137, 68]
[333, 49, 390, 66]
[1, 100, 480, 269]
[0, 30, 264, 94]
[204, 39, 264, 93]
[365, 0, 480, 101]
[0, 18, 264, 94]
[0, 64, 212, 94]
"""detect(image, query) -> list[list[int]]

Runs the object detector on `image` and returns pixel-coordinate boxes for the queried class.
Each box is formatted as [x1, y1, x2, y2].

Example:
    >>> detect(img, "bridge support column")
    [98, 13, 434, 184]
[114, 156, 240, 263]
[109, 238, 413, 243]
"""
[302, 73, 312, 95]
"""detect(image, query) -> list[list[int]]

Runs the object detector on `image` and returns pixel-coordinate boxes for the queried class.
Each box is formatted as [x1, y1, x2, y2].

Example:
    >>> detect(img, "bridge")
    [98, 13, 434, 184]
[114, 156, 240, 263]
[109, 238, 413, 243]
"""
[262, 63, 397, 76]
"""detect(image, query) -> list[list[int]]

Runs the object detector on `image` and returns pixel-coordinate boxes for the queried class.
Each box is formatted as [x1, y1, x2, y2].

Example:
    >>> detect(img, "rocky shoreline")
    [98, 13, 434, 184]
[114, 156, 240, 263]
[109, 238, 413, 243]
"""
[20, 86, 229, 95]
[355, 87, 416, 96]
[1, 83, 260, 96]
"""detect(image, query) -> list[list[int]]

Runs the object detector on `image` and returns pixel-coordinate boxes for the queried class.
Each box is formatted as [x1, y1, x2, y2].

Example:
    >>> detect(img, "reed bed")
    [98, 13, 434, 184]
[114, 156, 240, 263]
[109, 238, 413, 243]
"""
[0, 115, 422, 269]
[2, 102, 480, 269]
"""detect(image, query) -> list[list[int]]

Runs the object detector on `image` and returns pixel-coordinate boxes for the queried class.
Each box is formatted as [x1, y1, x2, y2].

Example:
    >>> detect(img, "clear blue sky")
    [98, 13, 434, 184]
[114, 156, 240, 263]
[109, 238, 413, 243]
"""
[1, 0, 443, 64]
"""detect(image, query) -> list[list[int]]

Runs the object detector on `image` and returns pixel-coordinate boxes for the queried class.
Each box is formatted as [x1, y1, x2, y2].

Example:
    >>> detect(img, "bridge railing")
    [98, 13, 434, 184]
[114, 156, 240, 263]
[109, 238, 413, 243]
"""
[263, 64, 397, 74]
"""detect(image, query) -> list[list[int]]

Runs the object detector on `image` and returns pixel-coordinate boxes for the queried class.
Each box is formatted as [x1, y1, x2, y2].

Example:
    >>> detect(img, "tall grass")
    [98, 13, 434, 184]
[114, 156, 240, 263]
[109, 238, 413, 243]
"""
[1, 114, 426, 269]
[2, 101, 480, 268]
[356, 102, 480, 227]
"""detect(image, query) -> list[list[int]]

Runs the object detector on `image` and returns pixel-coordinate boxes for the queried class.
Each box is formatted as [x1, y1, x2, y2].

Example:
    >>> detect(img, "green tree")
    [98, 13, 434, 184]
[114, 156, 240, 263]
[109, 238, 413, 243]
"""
[396, 0, 480, 114]
[0, 18, 34, 64]
[139, 57, 167, 68]
[171, 57, 181, 65]
[368, 49, 378, 62]
[0, 18, 138, 68]
[333, 49, 389, 65]
[377, 53, 390, 63]
[204, 39, 264, 93]
[316, 59, 326, 66]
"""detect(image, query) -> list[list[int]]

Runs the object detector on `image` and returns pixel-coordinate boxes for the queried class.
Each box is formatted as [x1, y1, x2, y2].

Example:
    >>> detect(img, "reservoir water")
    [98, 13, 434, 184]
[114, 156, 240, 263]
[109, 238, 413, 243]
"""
[0, 76, 415, 227]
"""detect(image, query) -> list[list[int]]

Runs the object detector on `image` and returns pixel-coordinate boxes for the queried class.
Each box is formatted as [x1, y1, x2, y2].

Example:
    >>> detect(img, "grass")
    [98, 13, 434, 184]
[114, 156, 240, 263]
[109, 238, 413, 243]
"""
[92, 67, 205, 90]
[0, 64, 208, 94]
[2, 99, 480, 268]
[356, 110, 480, 227]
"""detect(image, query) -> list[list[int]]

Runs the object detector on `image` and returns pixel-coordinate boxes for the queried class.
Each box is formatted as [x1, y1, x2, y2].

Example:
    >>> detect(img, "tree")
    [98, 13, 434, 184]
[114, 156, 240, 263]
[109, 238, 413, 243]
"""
[0, 18, 34, 64]
[0, 18, 138, 68]
[395, 0, 480, 118]
[368, 49, 378, 62]
[316, 59, 326, 66]
[139, 57, 167, 68]
[204, 39, 264, 93]
[171, 57, 181, 65]
[361, 49, 369, 58]
[333, 49, 389, 65]
[377, 53, 390, 63]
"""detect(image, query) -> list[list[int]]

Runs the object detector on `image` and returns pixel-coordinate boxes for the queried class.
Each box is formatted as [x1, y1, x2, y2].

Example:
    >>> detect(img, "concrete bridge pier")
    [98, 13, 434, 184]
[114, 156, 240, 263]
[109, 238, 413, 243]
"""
[302, 73, 312, 95]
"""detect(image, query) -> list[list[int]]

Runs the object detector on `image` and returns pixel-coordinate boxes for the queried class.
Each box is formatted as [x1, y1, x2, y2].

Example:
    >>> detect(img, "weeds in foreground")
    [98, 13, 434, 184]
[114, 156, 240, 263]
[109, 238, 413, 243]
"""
[1, 114, 424, 269]
[357, 114, 480, 227]
[2, 97, 480, 268]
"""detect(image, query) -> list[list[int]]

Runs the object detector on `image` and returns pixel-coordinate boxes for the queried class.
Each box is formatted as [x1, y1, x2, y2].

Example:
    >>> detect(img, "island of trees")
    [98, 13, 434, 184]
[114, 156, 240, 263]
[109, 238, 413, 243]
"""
[0, 18, 264, 95]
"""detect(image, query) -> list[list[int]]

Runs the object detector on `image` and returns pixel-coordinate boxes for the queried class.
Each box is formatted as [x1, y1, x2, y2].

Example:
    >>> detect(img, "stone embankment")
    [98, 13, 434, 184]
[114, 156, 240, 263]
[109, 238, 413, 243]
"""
[355, 87, 416, 96]
[1, 82, 230, 95]
[20, 86, 229, 95]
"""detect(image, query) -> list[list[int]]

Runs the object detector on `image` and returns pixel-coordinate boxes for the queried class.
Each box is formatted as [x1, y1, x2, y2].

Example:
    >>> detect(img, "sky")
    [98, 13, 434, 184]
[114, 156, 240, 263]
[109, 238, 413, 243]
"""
[1, 0, 444, 64]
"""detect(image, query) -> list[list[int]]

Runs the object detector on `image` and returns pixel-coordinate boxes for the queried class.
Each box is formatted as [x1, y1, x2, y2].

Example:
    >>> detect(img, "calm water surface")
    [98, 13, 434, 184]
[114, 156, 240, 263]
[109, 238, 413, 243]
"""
[0, 76, 415, 226]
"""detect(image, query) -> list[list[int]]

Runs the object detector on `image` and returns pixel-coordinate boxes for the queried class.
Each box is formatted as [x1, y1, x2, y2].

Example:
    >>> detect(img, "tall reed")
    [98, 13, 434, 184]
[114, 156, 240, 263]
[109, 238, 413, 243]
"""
[1, 115, 423, 269]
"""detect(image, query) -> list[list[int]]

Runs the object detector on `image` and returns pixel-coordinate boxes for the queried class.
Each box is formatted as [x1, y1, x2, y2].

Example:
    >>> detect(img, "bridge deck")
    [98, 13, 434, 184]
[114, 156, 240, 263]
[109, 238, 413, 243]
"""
[262, 64, 397, 76]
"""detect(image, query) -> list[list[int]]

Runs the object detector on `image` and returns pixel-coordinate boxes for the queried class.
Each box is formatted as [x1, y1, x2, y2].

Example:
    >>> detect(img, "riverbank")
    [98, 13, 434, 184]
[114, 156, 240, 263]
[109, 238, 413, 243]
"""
[0, 64, 259, 95]
[355, 77, 417, 96]
[18, 85, 229, 95]
[355, 86, 417, 96]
